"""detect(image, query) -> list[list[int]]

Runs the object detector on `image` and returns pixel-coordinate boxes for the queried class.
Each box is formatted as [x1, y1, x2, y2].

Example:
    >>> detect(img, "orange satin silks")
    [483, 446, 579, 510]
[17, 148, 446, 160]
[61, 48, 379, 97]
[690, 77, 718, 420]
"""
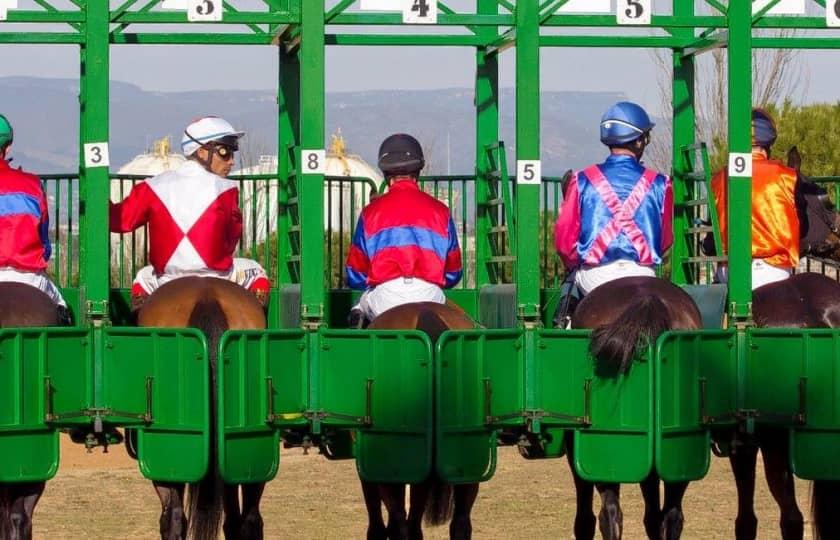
[711, 152, 799, 269]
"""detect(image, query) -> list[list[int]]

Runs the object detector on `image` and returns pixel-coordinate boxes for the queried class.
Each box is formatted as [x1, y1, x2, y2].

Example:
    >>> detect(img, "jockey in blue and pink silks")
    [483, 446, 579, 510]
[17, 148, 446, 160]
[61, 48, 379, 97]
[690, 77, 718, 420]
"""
[554, 101, 674, 327]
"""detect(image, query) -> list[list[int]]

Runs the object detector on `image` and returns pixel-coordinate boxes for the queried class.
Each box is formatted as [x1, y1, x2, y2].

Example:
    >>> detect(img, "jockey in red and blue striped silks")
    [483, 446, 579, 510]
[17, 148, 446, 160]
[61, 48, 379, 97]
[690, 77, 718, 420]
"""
[555, 154, 674, 292]
[346, 177, 462, 304]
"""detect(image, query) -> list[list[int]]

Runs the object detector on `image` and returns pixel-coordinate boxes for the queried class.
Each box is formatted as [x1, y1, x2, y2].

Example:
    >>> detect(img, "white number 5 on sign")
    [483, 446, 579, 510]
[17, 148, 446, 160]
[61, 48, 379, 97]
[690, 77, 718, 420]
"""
[188, 0, 222, 22]
[827, 0, 840, 27]
[616, 0, 651, 25]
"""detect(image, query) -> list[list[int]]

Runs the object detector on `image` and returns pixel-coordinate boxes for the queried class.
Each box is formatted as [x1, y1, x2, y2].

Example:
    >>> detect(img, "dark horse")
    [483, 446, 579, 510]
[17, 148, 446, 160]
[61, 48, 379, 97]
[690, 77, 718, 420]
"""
[362, 301, 479, 540]
[729, 272, 840, 540]
[136, 277, 266, 540]
[787, 146, 840, 260]
[569, 276, 703, 539]
[0, 283, 61, 540]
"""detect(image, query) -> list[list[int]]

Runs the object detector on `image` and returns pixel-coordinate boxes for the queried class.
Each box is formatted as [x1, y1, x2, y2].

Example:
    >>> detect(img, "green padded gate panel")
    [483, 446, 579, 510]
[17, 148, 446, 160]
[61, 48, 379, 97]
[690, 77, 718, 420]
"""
[318, 330, 433, 484]
[0, 329, 90, 482]
[749, 329, 840, 480]
[538, 331, 653, 483]
[218, 329, 307, 484]
[655, 330, 737, 482]
[436, 329, 523, 483]
[104, 328, 209, 483]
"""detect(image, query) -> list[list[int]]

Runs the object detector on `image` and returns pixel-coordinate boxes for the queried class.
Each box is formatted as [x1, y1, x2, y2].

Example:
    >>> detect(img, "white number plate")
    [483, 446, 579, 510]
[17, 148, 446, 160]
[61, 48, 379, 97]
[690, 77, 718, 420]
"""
[516, 160, 541, 185]
[403, 0, 437, 24]
[728, 153, 753, 178]
[302, 149, 326, 175]
[188, 0, 222, 22]
[616, 0, 651, 25]
[84, 142, 111, 169]
[828, 0, 840, 27]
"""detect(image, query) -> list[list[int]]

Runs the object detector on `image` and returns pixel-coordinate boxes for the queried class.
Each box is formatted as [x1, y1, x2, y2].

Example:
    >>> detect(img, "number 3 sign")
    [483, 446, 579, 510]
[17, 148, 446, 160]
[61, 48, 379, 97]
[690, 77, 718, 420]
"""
[188, 0, 222, 22]
[828, 0, 840, 27]
[616, 0, 651, 25]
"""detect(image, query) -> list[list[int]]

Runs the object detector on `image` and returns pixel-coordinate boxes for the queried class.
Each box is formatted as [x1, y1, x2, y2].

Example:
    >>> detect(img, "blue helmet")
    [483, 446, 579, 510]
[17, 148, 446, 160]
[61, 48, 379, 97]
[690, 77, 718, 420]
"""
[599, 101, 655, 146]
[751, 108, 777, 148]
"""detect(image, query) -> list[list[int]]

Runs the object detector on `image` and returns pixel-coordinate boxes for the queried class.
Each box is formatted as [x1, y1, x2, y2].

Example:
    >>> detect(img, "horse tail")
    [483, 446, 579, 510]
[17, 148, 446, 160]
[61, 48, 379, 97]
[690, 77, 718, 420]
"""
[590, 295, 671, 375]
[186, 295, 228, 540]
[423, 478, 453, 526]
[812, 480, 840, 539]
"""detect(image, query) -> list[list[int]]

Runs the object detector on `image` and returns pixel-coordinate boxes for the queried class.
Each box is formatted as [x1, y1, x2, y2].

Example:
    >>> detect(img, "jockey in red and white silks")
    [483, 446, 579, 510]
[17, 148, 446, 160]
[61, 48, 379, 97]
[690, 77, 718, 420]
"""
[554, 102, 673, 296]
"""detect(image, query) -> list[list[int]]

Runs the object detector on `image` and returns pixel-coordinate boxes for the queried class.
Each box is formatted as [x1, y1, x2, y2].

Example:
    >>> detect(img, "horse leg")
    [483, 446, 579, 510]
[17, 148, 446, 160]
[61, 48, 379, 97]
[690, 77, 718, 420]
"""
[638, 472, 661, 539]
[595, 483, 623, 540]
[380, 483, 409, 540]
[760, 435, 803, 540]
[661, 481, 688, 540]
[566, 436, 596, 540]
[239, 482, 265, 540]
[7, 481, 45, 540]
[222, 484, 242, 539]
[407, 481, 429, 540]
[360, 479, 387, 540]
[153, 481, 187, 540]
[729, 441, 759, 540]
[449, 483, 479, 540]
[812, 481, 840, 539]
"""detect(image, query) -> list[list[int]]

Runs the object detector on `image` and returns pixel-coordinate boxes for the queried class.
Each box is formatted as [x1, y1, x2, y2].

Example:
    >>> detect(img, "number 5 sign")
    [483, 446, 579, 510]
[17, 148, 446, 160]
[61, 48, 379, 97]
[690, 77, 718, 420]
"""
[517, 160, 541, 185]
[616, 0, 651, 25]
[827, 0, 840, 27]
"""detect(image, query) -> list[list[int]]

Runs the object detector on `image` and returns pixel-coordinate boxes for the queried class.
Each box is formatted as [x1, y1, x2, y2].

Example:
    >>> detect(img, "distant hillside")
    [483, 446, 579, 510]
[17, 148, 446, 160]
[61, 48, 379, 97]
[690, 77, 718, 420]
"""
[1, 76, 627, 176]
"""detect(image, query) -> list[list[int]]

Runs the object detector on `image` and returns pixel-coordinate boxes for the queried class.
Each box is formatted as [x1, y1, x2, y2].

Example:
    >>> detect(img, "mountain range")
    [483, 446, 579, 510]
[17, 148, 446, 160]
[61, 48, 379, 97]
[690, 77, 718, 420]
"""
[1, 76, 628, 176]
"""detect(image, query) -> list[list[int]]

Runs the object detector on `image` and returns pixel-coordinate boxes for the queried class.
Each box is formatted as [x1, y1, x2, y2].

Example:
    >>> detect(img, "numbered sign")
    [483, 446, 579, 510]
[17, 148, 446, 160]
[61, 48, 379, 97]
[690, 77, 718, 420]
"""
[616, 0, 651, 25]
[828, 0, 840, 27]
[516, 160, 541, 186]
[403, 0, 437, 24]
[0, 0, 17, 21]
[752, 0, 804, 15]
[188, 0, 222, 22]
[361, 0, 399, 10]
[302, 149, 326, 175]
[728, 153, 752, 178]
[84, 143, 110, 169]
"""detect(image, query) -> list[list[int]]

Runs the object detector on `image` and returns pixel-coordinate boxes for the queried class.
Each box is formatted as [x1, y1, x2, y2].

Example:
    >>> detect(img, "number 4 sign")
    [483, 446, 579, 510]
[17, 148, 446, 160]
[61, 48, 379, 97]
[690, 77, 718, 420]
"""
[403, 0, 437, 24]
[828, 0, 840, 27]
[616, 0, 651, 25]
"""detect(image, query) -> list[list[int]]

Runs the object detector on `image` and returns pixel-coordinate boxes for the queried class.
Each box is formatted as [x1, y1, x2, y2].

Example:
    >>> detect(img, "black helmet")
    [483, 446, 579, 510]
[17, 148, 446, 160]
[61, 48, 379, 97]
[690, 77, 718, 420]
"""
[378, 133, 424, 176]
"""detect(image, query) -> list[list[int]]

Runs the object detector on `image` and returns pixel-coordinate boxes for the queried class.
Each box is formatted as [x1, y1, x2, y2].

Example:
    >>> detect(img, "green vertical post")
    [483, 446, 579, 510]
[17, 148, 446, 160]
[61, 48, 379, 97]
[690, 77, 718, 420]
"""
[515, 1, 540, 322]
[727, 0, 753, 319]
[474, 0, 500, 289]
[298, 0, 326, 325]
[670, 0, 695, 285]
[79, 1, 110, 320]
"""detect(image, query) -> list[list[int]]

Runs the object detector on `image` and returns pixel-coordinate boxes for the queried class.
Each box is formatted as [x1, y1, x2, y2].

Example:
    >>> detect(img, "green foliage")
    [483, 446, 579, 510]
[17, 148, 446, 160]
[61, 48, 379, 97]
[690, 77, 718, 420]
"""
[254, 230, 351, 288]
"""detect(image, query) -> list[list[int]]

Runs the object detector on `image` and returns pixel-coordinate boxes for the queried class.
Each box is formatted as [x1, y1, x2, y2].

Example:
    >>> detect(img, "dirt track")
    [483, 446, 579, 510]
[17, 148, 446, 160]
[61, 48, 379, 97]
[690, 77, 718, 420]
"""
[32, 434, 813, 539]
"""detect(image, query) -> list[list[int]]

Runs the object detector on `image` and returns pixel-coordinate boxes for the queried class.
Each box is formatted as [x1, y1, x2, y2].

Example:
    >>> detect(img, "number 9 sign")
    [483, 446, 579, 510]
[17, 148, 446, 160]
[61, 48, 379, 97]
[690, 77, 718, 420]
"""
[728, 153, 752, 178]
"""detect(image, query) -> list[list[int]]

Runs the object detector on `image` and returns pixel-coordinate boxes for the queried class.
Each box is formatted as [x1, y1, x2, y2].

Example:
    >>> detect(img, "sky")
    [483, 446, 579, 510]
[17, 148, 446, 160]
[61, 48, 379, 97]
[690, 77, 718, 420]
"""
[1, 1, 839, 116]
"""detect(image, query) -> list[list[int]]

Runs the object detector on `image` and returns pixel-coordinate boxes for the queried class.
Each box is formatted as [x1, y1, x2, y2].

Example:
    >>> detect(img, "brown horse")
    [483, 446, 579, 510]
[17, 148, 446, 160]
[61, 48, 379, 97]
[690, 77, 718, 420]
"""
[569, 276, 703, 540]
[0, 283, 61, 540]
[136, 277, 266, 540]
[362, 301, 479, 540]
[728, 272, 840, 540]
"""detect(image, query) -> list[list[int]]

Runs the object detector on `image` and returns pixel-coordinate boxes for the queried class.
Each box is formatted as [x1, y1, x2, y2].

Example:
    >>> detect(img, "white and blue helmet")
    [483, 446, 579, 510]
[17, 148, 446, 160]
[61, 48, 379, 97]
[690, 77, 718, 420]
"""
[181, 116, 244, 156]
[599, 102, 655, 146]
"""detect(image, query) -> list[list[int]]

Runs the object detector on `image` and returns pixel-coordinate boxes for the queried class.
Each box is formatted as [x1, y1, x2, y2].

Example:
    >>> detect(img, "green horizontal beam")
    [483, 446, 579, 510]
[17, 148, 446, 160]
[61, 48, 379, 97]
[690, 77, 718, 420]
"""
[326, 12, 513, 26]
[753, 37, 840, 49]
[1, 10, 84, 23]
[110, 33, 274, 45]
[754, 16, 834, 29]
[0, 33, 82, 44]
[540, 35, 691, 48]
[111, 11, 295, 24]
[541, 15, 726, 28]
[326, 34, 489, 46]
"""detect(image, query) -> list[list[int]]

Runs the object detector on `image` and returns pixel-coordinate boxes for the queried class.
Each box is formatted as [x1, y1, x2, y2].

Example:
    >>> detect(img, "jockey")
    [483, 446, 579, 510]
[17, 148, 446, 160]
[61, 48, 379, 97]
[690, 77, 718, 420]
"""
[345, 133, 463, 326]
[110, 116, 270, 311]
[710, 108, 801, 289]
[554, 101, 674, 327]
[0, 113, 71, 324]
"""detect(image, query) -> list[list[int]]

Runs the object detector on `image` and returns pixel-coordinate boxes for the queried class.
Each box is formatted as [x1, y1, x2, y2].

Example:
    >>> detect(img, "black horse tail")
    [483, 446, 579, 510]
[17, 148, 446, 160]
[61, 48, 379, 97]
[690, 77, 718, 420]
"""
[186, 295, 228, 540]
[812, 480, 840, 539]
[590, 295, 671, 376]
[423, 478, 453, 526]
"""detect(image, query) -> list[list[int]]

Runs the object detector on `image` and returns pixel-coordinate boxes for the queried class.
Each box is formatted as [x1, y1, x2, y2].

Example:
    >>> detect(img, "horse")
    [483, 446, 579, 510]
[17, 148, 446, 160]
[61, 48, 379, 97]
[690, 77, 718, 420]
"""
[134, 277, 266, 540]
[0, 283, 61, 540]
[569, 276, 703, 539]
[787, 146, 840, 260]
[361, 301, 479, 540]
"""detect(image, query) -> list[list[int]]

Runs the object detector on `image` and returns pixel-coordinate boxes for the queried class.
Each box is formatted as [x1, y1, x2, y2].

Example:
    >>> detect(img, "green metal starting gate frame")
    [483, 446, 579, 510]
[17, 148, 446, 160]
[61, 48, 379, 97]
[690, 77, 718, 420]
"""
[4, 0, 840, 493]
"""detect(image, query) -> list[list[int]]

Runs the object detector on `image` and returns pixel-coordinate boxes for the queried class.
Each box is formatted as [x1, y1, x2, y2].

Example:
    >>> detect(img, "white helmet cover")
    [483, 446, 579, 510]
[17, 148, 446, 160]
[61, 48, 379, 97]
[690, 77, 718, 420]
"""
[181, 116, 245, 156]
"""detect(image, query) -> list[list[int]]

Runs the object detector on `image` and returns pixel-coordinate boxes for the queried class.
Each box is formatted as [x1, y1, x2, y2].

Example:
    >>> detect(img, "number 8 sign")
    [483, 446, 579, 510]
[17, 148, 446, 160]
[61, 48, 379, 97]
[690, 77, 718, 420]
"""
[827, 0, 840, 27]
[302, 150, 326, 175]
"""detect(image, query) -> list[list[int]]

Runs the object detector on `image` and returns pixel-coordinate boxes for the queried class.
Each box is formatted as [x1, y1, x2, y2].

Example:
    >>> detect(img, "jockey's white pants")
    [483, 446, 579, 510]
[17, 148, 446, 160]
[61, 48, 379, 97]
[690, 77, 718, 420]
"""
[132, 258, 269, 295]
[356, 277, 446, 320]
[574, 259, 656, 296]
[0, 268, 67, 307]
[714, 259, 792, 290]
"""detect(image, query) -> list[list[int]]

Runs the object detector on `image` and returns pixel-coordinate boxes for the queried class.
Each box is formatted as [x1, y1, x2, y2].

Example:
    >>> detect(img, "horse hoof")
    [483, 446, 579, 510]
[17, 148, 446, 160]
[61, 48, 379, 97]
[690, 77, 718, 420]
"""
[598, 496, 623, 540]
[661, 508, 684, 540]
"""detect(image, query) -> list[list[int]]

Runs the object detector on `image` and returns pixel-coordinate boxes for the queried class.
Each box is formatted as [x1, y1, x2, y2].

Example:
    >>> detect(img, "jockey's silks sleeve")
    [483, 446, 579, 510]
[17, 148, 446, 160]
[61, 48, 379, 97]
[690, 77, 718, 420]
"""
[0, 159, 52, 271]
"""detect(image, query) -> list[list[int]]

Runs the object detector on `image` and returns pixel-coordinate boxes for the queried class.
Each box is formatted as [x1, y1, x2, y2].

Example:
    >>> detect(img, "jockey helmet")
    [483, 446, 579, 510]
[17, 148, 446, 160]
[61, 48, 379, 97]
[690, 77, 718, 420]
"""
[599, 101, 655, 146]
[181, 116, 244, 156]
[751, 108, 777, 148]
[0, 114, 13, 149]
[378, 133, 425, 176]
